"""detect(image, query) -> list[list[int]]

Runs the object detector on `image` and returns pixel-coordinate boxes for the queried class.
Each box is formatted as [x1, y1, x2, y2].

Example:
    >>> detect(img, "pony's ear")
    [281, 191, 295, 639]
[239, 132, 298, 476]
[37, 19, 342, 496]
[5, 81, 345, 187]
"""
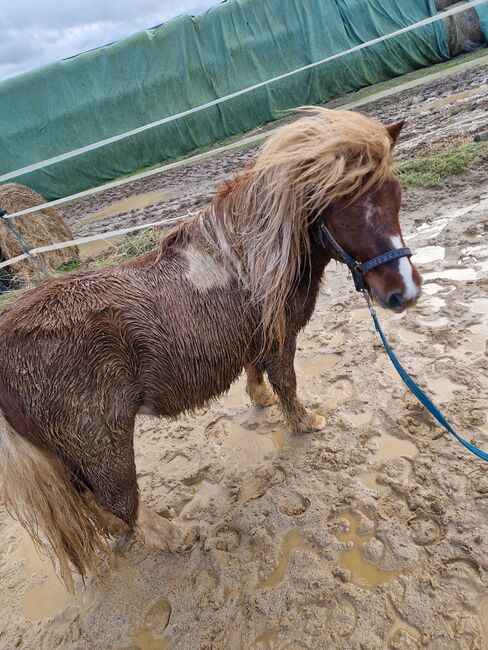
[386, 120, 404, 148]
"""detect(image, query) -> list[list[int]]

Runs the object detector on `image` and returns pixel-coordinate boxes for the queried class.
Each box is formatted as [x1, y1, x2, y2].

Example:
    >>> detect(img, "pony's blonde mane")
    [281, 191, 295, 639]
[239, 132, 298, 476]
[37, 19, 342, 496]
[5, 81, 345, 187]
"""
[199, 107, 395, 347]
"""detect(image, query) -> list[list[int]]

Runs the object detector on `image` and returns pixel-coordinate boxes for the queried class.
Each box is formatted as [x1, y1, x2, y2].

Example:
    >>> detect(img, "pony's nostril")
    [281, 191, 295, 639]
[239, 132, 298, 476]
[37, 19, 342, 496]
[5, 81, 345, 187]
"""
[388, 293, 405, 310]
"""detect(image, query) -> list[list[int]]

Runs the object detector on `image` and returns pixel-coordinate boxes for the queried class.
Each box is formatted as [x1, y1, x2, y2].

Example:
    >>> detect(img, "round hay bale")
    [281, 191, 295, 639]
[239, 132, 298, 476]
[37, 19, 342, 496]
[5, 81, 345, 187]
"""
[0, 183, 79, 286]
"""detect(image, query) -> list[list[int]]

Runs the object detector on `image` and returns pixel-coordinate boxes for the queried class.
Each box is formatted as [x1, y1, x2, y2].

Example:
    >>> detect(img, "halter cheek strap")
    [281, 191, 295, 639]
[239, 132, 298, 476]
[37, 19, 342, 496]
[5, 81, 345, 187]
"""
[317, 223, 412, 292]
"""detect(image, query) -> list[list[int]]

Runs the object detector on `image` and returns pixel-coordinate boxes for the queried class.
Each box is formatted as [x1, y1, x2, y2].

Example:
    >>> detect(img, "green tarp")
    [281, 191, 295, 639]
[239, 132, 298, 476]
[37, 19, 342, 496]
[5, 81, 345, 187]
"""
[0, 0, 449, 200]
[474, 0, 488, 39]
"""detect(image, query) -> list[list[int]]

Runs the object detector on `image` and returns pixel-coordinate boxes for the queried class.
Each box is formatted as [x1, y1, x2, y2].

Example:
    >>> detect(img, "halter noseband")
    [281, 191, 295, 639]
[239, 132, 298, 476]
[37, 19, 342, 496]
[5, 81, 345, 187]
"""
[317, 223, 412, 293]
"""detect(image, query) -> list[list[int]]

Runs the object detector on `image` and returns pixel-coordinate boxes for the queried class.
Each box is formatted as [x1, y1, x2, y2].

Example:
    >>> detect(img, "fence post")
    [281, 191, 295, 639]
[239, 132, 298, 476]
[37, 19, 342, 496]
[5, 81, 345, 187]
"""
[0, 209, 50, 280]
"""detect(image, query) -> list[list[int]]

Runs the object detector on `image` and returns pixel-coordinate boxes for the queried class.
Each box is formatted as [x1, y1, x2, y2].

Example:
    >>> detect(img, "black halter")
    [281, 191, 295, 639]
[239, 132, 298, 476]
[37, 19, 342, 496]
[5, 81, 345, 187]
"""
[317, 223, 412, 293]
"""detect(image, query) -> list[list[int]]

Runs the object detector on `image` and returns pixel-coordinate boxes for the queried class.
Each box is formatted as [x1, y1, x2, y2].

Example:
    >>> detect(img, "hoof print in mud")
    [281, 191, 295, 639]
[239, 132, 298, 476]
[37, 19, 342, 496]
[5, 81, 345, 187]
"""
[279, 492, 310, 517]
[408, 516, 444, 546]
[213, 526, 242, 552]
[143, 597, 172, 635]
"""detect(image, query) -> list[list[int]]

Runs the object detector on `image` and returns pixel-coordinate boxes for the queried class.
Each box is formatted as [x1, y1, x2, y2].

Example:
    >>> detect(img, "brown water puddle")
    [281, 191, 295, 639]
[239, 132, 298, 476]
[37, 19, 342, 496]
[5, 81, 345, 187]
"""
[259, 529, 310, 589]
[480, 599, 488, 646]
[220, 422, 284, 473]
[397, 327, 426, 344]
[348, 409, 373, 427]
[361, 434, 418, 492]
[129, 628, 171, 650]
[336, 513, 401, 590]
[429, 375, 463, 402]
[296, 353, 340, 376]
[78, 234, 125, 260]
[320, 378, 355, 416]
[412, 86, 484, 112]
[9, 529, 77, 620]
[80, 190, 172, 224]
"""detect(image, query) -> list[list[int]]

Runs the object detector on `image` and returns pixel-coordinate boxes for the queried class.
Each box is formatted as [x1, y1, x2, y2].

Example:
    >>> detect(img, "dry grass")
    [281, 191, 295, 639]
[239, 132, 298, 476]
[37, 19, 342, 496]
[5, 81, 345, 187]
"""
[0, 183, 79, 286]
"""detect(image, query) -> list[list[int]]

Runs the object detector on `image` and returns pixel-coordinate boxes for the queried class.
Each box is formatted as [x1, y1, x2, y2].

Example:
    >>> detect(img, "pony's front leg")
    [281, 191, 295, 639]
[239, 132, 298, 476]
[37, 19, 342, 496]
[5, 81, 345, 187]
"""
[265, 339, 326, 434]
[245, 362, 277, 407]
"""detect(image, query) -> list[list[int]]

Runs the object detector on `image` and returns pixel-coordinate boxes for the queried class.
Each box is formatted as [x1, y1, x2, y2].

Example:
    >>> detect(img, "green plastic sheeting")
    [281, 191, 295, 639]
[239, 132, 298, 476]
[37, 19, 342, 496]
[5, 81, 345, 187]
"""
[474, 0, 488, 39]
[0, 0, 449, 201]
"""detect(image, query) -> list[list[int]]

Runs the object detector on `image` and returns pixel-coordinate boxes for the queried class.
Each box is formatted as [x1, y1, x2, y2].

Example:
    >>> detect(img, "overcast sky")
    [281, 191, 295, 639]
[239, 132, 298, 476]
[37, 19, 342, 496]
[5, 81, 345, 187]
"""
[0, 0, 220, 81]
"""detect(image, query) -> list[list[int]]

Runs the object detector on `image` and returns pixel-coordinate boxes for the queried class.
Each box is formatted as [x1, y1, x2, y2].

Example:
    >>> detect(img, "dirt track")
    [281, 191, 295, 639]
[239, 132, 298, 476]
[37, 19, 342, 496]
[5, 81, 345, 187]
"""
[1, 61, 488, 649]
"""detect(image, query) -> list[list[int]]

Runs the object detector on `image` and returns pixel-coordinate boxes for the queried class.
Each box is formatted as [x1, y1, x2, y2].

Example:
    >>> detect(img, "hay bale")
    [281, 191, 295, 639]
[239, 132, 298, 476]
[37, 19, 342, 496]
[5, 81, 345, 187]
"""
[0, 183, 79, 285]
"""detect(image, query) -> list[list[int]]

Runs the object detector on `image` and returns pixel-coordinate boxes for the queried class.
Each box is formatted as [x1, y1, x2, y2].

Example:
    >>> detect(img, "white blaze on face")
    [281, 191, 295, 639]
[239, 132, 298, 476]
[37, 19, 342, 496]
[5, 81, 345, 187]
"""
[390, 235, 419, 300]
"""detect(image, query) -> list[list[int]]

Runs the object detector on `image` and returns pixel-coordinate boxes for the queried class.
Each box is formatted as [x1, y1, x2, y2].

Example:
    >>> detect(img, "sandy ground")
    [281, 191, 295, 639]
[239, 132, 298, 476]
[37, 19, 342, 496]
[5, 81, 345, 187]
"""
[1, 62, 488, 649]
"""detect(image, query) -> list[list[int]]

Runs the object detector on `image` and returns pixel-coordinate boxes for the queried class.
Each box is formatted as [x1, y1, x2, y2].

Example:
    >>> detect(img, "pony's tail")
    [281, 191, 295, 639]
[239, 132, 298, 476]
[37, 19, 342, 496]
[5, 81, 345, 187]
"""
[0, 412, 109, 593]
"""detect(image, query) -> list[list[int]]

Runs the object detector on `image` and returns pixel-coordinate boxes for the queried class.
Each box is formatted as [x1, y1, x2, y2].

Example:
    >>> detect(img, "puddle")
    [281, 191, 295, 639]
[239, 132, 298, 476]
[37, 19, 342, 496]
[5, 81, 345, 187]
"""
[429, 375, 463, 402]
[411, 245, 445, 265]
[480, 599, 488, 646]
[422, 283, 445, 295]
[129, 627, 171, 650]
[387, 616, 422, 645]
[422, 295, 446, 312]
[80, 190, 171, 224]
[418, 315, 449, 327]
[397, 327, 426, 344]
[348, 410, 373, 427]
[412, 86, 483, 112]
[470, 298, 488, 315]
[259, 529, 309, 589]
[271, 430, 287, 449]
[361, 434, 418, 492]
[336, 513, 401, 590]
[78, 234, 125, 260]
[9, 529, 77, 620]
[422, 268, 476, 282]
[296, 353, 340, 376]
[462, 323, 488, 354]
[406, 204, 478, 241]
[220, 422, 283, 472]
[322, 378, 355, 413]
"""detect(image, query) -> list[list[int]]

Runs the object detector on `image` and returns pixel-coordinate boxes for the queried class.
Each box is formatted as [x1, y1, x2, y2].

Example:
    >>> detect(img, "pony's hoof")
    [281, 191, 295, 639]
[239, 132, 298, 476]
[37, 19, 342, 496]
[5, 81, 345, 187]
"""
[253, 389, 278, 408]
[307, 414, 326, 431]
[292, 413, 326, 433]
[171, 525, 200, 553]
[248, 383, 278, 408]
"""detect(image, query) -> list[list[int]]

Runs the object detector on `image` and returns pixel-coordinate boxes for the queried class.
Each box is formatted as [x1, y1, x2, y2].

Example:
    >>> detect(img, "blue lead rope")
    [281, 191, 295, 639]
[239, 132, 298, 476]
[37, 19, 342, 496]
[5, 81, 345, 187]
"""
[370, 306, 488, 463]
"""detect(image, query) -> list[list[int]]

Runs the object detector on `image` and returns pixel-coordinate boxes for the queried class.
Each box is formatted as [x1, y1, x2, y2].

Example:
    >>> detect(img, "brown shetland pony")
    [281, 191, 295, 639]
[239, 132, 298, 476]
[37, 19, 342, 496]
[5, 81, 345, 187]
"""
[0, 108, 421, 590]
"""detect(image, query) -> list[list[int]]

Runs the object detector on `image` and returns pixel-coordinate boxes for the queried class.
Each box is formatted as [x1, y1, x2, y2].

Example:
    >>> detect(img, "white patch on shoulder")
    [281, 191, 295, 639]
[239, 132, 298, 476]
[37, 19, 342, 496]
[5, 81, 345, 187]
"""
[390, 235, 419, 300]
[183, 245, 230, 292]
[364, 196, 375, 224]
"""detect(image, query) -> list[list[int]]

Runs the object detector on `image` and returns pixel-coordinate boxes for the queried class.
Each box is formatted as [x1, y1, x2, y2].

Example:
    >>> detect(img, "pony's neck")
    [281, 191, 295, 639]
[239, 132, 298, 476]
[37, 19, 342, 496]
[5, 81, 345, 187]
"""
[292, 220, 333, 318]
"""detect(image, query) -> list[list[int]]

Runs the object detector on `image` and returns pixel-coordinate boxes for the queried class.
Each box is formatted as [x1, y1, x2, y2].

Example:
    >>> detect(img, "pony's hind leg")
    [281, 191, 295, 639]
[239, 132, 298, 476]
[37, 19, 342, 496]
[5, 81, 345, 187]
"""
[265, 338, 325, 434]
[245, 362, 277, 408]
[84, 424, 198, 554]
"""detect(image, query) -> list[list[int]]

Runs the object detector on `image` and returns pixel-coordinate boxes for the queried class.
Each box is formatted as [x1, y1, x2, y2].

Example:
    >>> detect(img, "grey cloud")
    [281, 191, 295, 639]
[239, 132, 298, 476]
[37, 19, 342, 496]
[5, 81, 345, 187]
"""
[0, 0, 220, 80]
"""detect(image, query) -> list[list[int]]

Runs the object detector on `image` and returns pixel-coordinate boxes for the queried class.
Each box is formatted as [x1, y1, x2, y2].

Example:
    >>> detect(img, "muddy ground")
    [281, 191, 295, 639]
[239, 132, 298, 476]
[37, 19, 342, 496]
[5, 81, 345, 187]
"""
[1, 60, 488, 649]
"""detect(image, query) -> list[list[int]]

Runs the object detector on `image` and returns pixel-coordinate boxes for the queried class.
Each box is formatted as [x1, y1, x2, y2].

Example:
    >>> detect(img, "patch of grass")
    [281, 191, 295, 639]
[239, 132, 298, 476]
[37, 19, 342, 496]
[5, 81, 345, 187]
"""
[57, 259, 80, 273]
[396, 141, 488, 186]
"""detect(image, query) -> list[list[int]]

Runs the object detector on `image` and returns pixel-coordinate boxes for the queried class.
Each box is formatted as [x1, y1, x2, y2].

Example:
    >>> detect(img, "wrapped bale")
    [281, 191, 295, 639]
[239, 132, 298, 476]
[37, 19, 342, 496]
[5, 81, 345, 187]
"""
[0, 183, 79, 286]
